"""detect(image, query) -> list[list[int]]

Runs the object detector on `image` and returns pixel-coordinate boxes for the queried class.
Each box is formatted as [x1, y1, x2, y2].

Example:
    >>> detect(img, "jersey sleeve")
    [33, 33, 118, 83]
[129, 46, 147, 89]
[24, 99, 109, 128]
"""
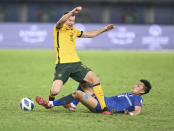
[54, 25, 60, 32]
[54, 24, 65, 32]
[134, 96, 143, 107]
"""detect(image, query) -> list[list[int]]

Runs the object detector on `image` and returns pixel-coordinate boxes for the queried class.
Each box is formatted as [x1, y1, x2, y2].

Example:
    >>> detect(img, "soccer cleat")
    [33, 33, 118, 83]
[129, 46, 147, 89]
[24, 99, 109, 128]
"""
[64, 103, 76, 111]
[102, 111, 111, 115]
[102, 107, 111, 115]
[35, 96, 53, 109]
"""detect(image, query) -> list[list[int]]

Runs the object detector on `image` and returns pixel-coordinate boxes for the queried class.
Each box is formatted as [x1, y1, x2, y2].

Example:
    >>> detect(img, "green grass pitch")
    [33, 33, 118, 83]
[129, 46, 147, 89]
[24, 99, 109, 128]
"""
[0, 50, 174, 131]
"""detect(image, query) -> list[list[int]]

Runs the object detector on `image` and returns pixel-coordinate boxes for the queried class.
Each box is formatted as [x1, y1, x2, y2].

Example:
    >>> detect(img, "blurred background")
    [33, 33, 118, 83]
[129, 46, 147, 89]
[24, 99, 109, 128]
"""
[0, 0, 174, 50]
[0, 0, 174, 24]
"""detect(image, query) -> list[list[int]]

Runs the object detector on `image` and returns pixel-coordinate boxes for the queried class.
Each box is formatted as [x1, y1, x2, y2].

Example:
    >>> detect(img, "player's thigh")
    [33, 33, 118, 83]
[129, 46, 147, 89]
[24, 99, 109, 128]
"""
[83, 71, 99, 85]
[70, 62, 91, 83]
[73, 90, 98, 109]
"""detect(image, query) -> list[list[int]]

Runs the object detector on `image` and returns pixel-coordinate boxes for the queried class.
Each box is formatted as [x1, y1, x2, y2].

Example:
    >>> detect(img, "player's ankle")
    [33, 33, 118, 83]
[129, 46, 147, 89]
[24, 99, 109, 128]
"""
[48, 101, 54, 107]
[49, 96, 55, 101]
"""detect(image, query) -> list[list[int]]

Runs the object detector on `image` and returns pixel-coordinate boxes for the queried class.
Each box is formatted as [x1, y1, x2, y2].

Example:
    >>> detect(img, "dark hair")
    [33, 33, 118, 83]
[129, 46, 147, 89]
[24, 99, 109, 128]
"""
[64, 11, 75, 16]
[140, 79, 152, 94]
[64, 11, 70, 15]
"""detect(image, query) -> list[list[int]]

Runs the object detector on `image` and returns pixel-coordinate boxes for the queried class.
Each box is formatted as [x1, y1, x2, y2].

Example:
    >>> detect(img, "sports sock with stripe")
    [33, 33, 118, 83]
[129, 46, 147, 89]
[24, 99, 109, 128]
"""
[93, 83, 106, 110]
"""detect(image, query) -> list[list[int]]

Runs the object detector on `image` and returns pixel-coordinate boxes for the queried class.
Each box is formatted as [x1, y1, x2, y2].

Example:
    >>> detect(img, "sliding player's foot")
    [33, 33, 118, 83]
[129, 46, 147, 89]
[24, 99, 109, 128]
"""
[64, 103, 76, 111]
[35, 96, 53, 109]
[102, 107, 111, 115]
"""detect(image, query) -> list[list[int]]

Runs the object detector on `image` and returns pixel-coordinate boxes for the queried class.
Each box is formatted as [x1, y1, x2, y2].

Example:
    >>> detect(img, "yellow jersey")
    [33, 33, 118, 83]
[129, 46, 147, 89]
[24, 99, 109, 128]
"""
[54, 24, 83, 64]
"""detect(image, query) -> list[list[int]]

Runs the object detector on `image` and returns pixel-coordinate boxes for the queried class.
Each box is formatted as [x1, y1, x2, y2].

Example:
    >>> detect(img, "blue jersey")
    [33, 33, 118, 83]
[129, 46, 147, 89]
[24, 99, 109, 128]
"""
[94, 93, 143, 113]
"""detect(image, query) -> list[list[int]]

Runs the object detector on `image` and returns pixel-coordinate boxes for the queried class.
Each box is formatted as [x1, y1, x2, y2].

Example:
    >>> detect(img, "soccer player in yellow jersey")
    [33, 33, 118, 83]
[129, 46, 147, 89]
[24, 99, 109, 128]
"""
[36, 6, 114, 114]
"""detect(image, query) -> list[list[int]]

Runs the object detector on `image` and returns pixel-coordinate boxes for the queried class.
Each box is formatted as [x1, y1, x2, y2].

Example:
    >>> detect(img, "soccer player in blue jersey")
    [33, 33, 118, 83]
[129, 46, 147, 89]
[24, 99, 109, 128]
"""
[36, 79, 151, 115]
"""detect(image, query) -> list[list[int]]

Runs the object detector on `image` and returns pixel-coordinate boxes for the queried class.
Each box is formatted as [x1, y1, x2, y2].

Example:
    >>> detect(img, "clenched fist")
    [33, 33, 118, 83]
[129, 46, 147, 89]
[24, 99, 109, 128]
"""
[72, 6, 82, 15]
[104, 24, 115, 31]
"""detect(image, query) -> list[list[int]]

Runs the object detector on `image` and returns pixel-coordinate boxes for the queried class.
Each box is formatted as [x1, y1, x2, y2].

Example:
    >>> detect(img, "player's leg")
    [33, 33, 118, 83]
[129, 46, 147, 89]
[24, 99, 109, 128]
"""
[56, 89, 95, 108]
[72, 83, 93, 105]
[36, 90, 98, 111]
[49, 80, 63, 101]
[63, 84, 82, 111]
[36, 94, 74, 109]
[72, 84, 83, 106]
[36, 80, 64, 109]
[83, 71, 108, 111]
[49, 64, 70, 101]
[72, 90, 98, 110]
[70, 62, 109, 113]
[64, 83, 94, 111]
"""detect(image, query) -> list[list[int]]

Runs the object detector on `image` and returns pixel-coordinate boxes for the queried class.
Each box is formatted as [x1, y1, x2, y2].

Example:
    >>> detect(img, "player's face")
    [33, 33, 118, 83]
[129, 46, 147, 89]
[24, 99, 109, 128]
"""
[131, 82, 145, 95]
[65, 16, 75, 29]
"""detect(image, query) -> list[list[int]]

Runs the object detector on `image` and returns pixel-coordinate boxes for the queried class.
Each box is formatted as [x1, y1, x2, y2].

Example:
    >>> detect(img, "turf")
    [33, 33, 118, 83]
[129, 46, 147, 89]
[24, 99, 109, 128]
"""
[0, 50, 174, 131]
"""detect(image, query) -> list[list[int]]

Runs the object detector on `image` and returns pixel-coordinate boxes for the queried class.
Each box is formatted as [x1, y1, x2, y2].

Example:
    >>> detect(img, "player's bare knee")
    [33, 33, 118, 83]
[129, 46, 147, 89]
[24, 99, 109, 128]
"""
[92, 77, 100, 85]
[73, 90, 83, 99]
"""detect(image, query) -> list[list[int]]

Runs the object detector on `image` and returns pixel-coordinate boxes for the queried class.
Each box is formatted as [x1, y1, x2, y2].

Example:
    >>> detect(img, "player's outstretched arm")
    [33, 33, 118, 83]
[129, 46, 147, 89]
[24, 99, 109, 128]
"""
[82, 24, 115, 38]
[56, 6, 82, 29]
[124, 106, 142, 116]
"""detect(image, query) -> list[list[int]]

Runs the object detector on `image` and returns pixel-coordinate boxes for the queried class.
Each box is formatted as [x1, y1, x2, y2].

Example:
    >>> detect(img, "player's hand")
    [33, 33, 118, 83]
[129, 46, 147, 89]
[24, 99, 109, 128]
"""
[104, 24, 115, 31]
[72, 6, 82, 15]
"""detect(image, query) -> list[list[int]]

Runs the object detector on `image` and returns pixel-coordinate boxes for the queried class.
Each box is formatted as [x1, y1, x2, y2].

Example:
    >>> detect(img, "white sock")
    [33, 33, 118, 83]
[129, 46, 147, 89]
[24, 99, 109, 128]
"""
[70, 103, 76, 108]
[48, 101, 54, 107]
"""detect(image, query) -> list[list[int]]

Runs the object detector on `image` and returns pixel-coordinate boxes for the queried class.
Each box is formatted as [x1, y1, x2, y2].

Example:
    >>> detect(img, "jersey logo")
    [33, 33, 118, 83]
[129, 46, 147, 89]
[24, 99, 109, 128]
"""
[58, 74, 62, 77]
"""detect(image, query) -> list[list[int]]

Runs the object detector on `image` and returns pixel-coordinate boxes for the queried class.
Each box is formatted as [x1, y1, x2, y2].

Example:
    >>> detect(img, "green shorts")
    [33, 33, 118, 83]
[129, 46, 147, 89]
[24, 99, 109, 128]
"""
[53, 62, 91, 84]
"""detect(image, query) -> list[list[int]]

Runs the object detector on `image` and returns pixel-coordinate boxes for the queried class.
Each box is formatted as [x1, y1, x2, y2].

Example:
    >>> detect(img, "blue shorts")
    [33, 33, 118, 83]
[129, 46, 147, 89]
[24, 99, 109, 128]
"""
[89, 94, 102, 113]
[87, 85, 104, 113]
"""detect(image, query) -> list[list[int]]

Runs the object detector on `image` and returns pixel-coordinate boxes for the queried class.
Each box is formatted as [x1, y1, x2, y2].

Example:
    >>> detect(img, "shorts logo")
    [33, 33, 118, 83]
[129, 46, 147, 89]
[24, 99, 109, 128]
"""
[140, 99, 143, 104]
[58, 74, 62, 77]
